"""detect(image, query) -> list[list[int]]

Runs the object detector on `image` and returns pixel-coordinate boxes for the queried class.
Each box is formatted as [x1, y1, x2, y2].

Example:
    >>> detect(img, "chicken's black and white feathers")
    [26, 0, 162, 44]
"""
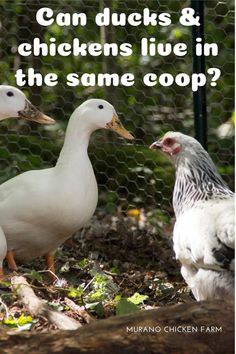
[169, 132, 234, 300]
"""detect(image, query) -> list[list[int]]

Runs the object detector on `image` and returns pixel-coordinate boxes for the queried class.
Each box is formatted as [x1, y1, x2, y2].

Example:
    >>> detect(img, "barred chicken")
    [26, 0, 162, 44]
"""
[150, 132, 234, 300]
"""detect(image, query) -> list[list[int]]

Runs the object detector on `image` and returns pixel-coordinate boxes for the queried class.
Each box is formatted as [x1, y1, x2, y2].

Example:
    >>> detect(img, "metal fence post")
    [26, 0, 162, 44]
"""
[191, 0, 208, 150]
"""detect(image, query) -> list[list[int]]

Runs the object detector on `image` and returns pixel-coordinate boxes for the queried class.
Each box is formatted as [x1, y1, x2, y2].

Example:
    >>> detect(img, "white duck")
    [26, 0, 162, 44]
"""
[0, 85, 55, 277]
[0, 228, 6, 278]
[0, 85, 55, 124]
[0, 99, 133, 274]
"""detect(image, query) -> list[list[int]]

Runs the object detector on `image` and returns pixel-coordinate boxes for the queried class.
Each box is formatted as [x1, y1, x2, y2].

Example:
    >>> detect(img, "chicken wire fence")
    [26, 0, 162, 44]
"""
[0, 0, 234, 223]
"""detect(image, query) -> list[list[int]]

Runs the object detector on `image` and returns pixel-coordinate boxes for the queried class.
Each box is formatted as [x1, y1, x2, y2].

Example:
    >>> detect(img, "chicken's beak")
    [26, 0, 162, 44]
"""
[149, 139, 162, 150]
[18, 99, 55, 125]
[106, 113, 134, 140]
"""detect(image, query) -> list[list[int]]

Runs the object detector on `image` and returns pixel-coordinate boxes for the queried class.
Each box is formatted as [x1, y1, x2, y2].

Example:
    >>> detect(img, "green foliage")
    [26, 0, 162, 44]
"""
[115, 292, 148, 315]
[110, 264, 120, 274]
[230, 111, 235, 125]
[88, 290, 104, 302]
[218, 165, 234, 175]
[67, 286, 84, 301]
[116, 298, 139, 316]
[85, 301, 105, 318]
[0, 280, 11, 287]
[99, 191, 118, 214]
[3, 314, 33, 329]
[127, 292, 149, 305]
[147, 209, 171, 227]
[77, 258, 90, 269]
[67, 271, 121, 317]
[86, 274, 111, 302]
[83, 273, 111, 318]
[27, 270, 43, 282]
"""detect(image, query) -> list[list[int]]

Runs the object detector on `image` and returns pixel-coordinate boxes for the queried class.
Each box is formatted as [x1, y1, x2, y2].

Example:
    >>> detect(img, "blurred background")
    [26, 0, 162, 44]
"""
[0, 0, 234, 225]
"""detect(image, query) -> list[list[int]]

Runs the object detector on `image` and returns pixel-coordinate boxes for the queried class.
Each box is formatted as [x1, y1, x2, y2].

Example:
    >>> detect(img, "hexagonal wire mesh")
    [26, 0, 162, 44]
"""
[0, 0, 234, 226]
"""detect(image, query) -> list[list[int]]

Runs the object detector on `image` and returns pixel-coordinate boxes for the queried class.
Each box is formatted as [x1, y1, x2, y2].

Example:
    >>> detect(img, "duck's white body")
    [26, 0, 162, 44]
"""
[0, 157, 98, 261]
[0, 99, 133, 265]
[0, 227, 7, 265]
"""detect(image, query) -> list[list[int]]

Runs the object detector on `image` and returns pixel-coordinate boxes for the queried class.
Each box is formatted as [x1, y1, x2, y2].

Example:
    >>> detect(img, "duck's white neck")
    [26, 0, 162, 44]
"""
[56, 113, 94, 169]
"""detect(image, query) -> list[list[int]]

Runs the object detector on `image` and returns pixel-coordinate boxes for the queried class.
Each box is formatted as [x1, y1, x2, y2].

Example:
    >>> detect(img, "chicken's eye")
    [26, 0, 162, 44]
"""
[7, 91, 14, 97]
[98, 105, 104, 109]
[164, 138, 174, 146]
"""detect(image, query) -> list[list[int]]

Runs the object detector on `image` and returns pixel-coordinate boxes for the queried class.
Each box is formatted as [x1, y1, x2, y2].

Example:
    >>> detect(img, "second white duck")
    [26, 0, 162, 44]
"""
[0, 99, 133, 273]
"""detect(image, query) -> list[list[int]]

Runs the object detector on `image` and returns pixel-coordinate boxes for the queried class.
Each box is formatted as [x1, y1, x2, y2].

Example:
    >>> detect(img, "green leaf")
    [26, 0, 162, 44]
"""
[88, 290, 103, 302]
[93, 302, 105, 318]
[0, 280, 11, 287]
[77, 258, 89, 269]
[91, 274, 109, 291]
[67, 286, 84, 299]
[3, 317, 17, 327]
[116, 298, 139, 316]
[172, 28, 183, 39]
[127, 292, 149, 305]
[230, 111, 235, 125]
[114, 294, 122, 302]
[85, 302, 105, 318]
[17, 314, 33, 326]
[3, 314, 33, 328]
[110, 265, 120, 274]
[27, 270, 43, 282]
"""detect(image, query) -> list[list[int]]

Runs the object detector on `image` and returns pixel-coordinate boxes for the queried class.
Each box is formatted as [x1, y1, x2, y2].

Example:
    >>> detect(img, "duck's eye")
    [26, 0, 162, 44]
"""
[98, 105, 104, 109]
[6, 91, 14, 97]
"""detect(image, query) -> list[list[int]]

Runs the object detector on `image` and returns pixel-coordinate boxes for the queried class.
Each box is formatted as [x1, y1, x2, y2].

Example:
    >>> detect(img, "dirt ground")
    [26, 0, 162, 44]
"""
[0, 209, 193, 333]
